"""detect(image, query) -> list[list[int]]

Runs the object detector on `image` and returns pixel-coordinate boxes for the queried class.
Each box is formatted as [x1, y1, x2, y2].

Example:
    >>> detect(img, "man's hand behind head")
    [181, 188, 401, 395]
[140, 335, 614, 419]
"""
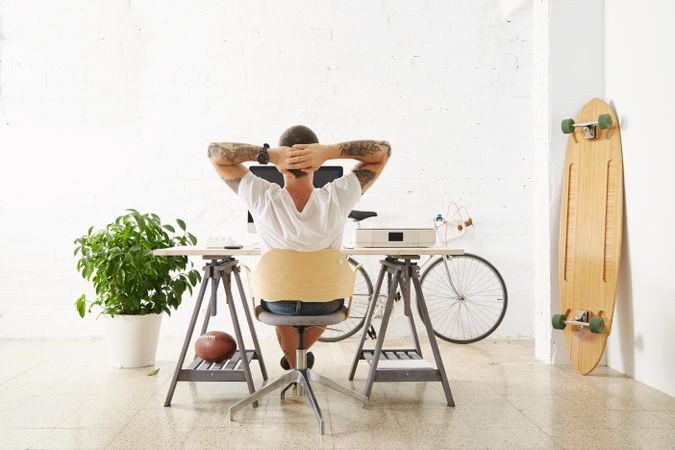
[268, 146, 295, 175]
[287, 144, 331, 174]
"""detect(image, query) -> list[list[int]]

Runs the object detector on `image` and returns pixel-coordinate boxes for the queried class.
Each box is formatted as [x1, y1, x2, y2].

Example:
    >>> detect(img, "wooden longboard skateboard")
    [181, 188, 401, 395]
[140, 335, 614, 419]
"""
[552, 98, 623, 375]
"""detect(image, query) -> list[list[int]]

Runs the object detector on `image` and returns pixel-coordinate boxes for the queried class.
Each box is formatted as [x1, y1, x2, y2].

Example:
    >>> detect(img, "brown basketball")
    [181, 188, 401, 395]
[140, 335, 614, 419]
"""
[195, 331, 237, 363]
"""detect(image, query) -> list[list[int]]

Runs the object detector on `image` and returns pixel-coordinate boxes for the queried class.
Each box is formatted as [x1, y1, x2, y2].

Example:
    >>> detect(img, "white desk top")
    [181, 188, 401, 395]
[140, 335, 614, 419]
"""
[152, 246, 463, 257]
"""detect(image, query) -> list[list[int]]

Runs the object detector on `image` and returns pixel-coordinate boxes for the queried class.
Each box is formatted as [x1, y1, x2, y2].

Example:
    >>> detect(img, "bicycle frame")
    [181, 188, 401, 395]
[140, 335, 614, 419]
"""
[368, 255, 460, 321]
[320, 213, 477, 342]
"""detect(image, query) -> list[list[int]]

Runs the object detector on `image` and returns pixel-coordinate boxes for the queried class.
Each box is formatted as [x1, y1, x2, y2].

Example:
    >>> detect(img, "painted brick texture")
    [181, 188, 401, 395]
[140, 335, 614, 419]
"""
[0, 1, 534, 338]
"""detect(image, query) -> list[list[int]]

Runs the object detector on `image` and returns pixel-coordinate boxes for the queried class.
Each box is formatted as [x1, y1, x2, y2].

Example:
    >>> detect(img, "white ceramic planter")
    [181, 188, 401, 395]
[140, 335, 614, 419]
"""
[102, 313, 162, 368]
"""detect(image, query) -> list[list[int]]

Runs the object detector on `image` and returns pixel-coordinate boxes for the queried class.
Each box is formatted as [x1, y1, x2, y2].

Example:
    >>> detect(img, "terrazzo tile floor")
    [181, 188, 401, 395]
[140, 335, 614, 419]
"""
[0, 338, 673, 449]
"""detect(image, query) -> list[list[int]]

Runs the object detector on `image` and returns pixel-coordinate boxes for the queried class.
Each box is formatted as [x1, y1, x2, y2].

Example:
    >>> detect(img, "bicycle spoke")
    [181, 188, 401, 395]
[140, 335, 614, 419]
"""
[465, 270, 498, 297]
[319, 260, 374, 342]
[463, 264, 490, 295]
[419, 254, 507, 343]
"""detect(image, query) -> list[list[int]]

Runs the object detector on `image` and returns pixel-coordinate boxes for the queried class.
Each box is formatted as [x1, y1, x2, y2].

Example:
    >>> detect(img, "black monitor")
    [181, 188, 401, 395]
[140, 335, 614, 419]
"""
[247, 165, 344, 225]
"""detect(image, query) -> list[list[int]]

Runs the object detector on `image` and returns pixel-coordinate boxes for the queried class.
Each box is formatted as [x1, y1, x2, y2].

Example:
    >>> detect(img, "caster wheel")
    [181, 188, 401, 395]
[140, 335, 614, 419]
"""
[589, 317, 605, 334]
[598, 114, 613, 129]
[552, 314, 567, 330]
[561, 118, 575, 134]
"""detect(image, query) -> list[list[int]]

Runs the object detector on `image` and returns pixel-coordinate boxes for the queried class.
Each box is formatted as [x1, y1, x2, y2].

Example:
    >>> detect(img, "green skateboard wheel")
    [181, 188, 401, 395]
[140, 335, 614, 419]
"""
[598, 114, 612, 129]
[561, 119, 575, 134]
[552, 314, 567, 330]
[589, 317, 605, 334]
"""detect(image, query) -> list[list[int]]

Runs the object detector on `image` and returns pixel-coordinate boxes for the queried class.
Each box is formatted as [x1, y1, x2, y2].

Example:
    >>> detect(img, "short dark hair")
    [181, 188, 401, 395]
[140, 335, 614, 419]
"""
[279, 125, 319, 178]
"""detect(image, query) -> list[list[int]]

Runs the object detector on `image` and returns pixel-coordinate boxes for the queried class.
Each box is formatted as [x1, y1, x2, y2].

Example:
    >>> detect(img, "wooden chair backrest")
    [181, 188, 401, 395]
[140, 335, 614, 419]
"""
[250, 248, 356, 302]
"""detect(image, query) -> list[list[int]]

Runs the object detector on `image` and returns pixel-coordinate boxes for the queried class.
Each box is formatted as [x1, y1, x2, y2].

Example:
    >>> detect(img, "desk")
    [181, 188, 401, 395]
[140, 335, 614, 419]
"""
[153, 249, 268, 408]
[154, 246, 462, 407]
[153, 246, 463, 257]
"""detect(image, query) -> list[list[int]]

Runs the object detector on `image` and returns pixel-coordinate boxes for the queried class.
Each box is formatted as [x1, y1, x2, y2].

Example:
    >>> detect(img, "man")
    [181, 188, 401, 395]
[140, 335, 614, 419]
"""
[208, 125, 391, 368]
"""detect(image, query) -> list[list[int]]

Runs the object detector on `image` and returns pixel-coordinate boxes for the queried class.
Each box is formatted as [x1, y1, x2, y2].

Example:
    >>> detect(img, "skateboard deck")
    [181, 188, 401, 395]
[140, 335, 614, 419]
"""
[554, 98, 623, 375]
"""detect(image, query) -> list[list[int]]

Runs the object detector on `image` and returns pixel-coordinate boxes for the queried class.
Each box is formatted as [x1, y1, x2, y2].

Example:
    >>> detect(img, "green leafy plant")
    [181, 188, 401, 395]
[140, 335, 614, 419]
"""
[74, 209, 201, 317]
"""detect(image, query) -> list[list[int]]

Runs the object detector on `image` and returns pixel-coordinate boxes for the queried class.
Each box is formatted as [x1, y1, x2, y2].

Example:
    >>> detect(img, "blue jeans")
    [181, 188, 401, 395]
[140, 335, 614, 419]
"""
[260, 299, 344, 316]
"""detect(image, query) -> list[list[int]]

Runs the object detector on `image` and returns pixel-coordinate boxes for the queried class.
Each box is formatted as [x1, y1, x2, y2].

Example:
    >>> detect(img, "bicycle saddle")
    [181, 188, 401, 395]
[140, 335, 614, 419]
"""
[349, 210, 378, 222]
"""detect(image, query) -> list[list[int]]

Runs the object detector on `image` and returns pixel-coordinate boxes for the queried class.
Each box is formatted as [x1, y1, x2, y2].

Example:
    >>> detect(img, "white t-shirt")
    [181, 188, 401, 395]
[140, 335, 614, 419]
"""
[238, 171, 362, 253]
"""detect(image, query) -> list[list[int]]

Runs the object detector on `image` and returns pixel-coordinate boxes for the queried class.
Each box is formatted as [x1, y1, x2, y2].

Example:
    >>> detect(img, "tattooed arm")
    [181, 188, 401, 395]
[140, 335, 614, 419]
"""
[287, 140, 392, 193]
[206, 143, 260, 193]
[207, 142, 294, 193]
[336, 141, 391, 193]
[208, 143, 262, 166]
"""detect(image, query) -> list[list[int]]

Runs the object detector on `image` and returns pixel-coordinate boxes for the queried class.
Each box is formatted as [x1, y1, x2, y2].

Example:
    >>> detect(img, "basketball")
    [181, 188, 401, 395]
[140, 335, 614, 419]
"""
[195, 331, 237, 363]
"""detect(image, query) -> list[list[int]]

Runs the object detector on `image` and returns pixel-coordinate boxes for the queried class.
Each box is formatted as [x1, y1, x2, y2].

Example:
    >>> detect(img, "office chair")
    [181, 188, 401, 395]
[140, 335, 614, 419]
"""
[229, 248, 368, 433]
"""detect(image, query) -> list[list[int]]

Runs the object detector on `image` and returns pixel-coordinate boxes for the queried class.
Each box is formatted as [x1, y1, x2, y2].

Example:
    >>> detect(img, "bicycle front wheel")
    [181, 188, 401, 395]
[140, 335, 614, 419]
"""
[418, 253, 507, 344]
[318, 257, 373, 342]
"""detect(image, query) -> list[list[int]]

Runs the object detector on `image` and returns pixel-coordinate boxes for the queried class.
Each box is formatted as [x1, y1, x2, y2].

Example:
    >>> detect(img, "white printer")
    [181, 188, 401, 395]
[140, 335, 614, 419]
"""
[355, 228, 436, 248]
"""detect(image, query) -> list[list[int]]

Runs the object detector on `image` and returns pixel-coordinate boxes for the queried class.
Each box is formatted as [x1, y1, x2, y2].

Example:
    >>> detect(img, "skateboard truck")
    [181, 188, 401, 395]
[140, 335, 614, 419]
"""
[552, 310, 605, 334]
[561, 114, 613, 140]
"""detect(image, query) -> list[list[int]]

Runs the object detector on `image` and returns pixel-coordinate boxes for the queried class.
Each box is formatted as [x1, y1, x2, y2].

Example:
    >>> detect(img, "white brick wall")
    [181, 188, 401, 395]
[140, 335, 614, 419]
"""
[0, 0, 534, 339]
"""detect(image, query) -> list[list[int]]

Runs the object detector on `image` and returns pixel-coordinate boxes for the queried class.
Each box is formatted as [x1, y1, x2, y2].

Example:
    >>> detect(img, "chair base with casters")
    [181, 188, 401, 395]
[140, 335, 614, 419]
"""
[229, 309, 368, 434]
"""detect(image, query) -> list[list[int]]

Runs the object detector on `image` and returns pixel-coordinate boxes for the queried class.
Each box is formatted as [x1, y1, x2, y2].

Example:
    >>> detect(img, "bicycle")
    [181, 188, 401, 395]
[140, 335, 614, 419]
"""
[319, 209, 508, 344]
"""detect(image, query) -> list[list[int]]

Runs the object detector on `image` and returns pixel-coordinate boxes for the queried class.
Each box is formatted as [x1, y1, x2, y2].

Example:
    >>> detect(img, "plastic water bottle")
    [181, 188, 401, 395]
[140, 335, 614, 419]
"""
[433, 213, 445, 247]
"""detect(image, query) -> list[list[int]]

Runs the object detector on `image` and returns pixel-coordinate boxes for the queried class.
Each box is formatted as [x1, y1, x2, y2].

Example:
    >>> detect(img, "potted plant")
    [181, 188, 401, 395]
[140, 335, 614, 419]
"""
[74, 209, 200, 368]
